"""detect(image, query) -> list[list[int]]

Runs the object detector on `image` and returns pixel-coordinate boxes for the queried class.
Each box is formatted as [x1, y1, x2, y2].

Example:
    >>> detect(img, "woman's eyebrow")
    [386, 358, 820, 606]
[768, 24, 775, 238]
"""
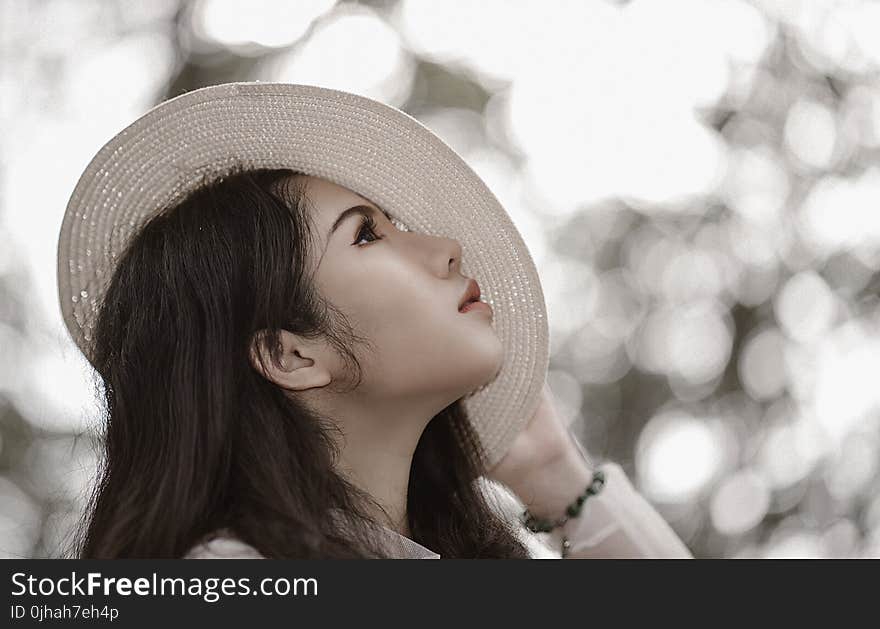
[328, 204, 392, 237]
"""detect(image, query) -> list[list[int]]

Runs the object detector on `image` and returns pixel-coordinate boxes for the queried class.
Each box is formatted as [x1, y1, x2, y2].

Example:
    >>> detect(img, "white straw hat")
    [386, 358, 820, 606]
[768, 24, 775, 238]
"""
[57, 81, 549, 472]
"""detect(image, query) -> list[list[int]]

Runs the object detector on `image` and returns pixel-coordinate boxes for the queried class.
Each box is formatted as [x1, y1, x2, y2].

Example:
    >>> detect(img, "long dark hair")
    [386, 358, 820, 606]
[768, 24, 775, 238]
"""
[71, 167, 530, 558]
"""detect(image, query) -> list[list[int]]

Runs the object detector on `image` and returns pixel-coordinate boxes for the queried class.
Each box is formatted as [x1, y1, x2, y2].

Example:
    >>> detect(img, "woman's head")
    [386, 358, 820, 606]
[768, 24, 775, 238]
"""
[74, 167, 528, 558]
[252, 172, 503, 419]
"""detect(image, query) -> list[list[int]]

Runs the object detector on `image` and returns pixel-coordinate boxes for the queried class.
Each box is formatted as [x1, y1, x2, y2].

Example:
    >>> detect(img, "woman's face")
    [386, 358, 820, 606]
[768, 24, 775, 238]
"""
[295, 174, 504, 404]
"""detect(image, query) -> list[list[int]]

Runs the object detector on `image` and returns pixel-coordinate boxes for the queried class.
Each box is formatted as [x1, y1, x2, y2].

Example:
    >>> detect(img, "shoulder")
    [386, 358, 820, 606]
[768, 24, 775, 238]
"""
[183, 528, 265, 559]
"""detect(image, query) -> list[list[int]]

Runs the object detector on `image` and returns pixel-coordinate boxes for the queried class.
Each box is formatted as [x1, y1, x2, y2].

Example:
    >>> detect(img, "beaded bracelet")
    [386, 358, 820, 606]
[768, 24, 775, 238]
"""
[521, 468, 606, 558]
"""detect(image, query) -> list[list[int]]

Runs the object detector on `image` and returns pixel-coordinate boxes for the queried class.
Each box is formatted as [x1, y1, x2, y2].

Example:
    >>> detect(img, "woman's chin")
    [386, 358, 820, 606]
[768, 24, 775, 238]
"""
[469, 335, 505, 386]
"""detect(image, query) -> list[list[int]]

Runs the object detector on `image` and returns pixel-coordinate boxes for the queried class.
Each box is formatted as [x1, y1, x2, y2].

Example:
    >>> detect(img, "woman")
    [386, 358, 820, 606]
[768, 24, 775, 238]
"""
[58, 82, 692, 559]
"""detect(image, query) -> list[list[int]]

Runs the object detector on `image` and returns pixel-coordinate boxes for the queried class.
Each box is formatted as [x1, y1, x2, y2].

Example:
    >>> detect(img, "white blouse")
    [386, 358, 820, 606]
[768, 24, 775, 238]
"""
[183, 462, 694, 559]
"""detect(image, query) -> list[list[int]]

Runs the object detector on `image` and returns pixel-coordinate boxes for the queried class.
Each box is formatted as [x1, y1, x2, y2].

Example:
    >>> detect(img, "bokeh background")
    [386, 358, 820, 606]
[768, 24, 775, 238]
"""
[2, 0, 880, 559]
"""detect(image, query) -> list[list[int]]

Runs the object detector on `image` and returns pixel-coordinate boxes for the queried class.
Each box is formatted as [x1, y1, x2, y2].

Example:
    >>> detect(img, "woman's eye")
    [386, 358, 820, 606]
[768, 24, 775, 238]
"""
[353, 215, 383, 247]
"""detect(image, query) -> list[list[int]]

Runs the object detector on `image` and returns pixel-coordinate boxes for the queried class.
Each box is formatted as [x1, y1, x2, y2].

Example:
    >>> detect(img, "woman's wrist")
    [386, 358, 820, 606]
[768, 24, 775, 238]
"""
[510, 443, 595, 522]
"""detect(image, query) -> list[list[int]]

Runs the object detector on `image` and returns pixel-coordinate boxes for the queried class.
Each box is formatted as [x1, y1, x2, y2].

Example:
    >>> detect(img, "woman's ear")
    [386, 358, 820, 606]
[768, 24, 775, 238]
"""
[248, 329, 332, 391]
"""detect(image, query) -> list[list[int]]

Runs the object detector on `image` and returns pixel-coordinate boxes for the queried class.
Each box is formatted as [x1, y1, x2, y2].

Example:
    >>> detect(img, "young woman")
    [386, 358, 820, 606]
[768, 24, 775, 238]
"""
[58, 83, 693, 559]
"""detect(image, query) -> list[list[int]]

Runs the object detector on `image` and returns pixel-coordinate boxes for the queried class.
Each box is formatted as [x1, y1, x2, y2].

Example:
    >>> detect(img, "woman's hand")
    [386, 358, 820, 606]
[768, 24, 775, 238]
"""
[486, 380, 595, 521]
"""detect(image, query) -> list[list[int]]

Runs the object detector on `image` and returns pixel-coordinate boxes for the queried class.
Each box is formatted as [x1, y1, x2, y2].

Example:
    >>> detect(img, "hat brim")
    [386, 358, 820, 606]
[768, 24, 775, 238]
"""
[57, 82, 549, 472]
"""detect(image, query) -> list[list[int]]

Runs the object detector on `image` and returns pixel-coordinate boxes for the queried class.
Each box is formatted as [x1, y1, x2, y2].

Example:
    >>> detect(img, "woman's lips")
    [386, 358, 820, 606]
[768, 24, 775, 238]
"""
[459, 300, 493, 316]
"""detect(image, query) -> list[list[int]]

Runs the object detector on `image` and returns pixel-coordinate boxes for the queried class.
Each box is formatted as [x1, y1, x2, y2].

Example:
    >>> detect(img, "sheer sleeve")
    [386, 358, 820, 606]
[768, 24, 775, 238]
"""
[547, 462, 694, 559]
[183, 530, 265, 559]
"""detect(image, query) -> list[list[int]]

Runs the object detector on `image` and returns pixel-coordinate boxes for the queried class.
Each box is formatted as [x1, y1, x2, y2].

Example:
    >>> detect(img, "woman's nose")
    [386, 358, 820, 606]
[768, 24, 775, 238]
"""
[406, 230, 463, 278]
[443, 236, 462, 278]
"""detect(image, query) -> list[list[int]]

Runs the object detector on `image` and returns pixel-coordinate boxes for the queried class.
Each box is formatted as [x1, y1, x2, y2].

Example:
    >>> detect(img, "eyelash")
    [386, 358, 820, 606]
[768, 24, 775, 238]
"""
[353, 214, 384, 247]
